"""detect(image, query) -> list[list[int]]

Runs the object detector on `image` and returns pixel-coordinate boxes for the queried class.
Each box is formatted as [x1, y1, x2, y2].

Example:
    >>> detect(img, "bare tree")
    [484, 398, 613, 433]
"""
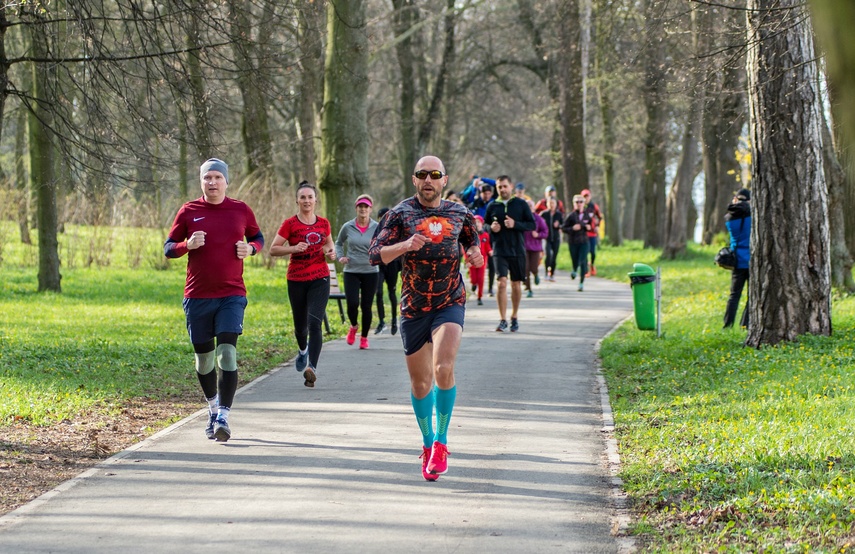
[319, 0, 370, 231]
[809, 0, 855, 291]
[640, 0, 667, 248]
[663, 3, 708, 258]
[745, 0, 831, 346]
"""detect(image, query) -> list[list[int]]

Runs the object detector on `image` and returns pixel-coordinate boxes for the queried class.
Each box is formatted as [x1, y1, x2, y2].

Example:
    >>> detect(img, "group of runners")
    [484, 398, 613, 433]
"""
[164, 155, 482, 481]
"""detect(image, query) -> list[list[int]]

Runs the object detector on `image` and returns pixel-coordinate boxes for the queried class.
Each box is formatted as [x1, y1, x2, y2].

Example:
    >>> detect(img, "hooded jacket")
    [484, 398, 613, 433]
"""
[724, 201, 751, 270]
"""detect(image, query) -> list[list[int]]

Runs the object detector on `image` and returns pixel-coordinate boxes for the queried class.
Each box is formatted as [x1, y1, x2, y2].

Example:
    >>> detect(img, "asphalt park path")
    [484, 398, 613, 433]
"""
[0, 269, 633, 553]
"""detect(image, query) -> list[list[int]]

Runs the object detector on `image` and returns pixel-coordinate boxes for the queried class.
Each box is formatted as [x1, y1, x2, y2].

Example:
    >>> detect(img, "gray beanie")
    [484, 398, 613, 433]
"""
[200, 158, 228, 182]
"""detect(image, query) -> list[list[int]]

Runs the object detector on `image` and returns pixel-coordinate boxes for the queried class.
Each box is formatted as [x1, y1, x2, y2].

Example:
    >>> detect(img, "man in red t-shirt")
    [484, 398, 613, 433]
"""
[164, 158, 264, 443]
[369, 155, 483, 482]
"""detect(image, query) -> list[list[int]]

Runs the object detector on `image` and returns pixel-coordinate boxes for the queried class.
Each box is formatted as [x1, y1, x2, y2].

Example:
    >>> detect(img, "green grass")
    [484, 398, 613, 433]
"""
[4, 223, 855, 550]
[590, 241, 855, 553]
[0, 223, 350, 426]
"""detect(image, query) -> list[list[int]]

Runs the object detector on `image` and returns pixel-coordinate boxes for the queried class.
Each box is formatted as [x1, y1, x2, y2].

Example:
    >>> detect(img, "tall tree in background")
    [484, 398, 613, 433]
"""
[390, 0, 418, 189]
[663, 3, 707, 258]
[700, 1, 745, 246]
[319, 0, 370, 230]
[556, 0, 589, 203]
[745, 0, 831, 347]
[809, 0, 855, 291]
[28, 14, 61, 292]
[228, 0, 275, 175]
[296, 0, 326, 185]
[640, 0, 667, 248]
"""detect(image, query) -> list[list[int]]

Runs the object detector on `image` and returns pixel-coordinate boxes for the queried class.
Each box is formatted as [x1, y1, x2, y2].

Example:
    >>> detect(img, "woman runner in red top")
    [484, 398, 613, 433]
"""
[270, 181, 337, 388]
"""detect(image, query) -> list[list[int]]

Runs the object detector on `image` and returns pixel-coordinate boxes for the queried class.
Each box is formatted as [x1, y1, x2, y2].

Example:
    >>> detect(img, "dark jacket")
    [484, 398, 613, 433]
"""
[485, 197, 535, 257]
[540, 209, 564, 243]
[562, 209, 592, 245]
[725, 201, 751, 269]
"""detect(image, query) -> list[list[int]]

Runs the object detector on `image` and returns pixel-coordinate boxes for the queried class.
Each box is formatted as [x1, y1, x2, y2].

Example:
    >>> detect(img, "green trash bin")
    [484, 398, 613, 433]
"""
[628, 263, 656, 330]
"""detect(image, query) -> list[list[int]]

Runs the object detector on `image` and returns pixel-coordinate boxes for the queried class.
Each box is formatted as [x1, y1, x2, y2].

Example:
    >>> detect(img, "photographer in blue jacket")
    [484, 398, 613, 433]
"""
[723, 188, 751, 329]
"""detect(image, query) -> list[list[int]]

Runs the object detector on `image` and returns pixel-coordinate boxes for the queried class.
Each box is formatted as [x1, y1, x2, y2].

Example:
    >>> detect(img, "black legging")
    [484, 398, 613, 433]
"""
[569, 242, 590, 283]
[544, 237, 561, 276]
[375, 265, 399, 323]
[287, 278, 329, 369]
[344, 272, 379, 338]
[487, 254, 495, 292]
[723, 267, 749, 328]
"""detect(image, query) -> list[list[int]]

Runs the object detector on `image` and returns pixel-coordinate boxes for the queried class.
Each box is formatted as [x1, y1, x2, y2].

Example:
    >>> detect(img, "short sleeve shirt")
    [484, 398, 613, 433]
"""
[277, 215, 332, 281]
[369, 197, 478, 319]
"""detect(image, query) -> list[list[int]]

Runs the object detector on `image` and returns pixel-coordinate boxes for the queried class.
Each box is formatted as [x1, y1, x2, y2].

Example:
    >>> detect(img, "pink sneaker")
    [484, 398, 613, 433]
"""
[420, 446, 438, 481]
[426, 441, 449, 475]
[346, 326, 357, 345]
[360, 336, 369, 349]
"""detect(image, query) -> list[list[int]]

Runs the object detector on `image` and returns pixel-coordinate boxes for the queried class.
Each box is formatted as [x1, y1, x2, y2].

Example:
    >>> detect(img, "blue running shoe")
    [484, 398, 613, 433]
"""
[205, 412, 217, 440]
[295, 348, 308, 372]
[213, 418, 231, 442]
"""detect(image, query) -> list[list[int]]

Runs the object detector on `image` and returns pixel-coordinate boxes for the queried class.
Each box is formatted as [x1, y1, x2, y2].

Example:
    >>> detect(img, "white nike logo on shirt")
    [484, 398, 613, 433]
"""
[194, 217, 205, 222]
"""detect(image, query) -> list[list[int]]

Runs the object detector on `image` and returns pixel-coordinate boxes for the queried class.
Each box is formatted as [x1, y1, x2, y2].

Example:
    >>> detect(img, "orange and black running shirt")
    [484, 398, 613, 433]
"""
[369, 196, 479, 319]
[276, 215, 332, 281]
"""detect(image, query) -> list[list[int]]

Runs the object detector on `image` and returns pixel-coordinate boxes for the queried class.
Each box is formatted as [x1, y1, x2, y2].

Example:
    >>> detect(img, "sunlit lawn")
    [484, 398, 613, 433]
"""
[591, 240, 855, 552]
[4, 223, 855, 551]
[0, 223, 348, 425]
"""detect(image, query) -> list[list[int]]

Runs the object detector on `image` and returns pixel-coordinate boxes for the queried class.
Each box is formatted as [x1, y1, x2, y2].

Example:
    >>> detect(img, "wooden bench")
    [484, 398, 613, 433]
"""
[325, 263, 346, 334]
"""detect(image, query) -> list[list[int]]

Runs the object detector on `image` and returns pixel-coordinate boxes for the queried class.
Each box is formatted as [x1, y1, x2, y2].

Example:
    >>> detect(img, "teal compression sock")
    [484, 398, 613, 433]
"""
[435, 385, 456, 445]
[411, 390, 436, 448]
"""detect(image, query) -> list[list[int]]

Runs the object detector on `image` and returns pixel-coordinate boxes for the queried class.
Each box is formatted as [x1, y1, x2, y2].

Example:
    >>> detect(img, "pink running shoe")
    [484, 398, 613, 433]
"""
[427, 441, 449, 475]
[346, 326, 357, 345]
[360, 336, 369, 349]
[421, 446, 438, 481]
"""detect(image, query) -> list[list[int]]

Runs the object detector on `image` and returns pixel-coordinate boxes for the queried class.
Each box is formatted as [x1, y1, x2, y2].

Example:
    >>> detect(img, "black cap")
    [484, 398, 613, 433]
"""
[735, 188, 751, 201]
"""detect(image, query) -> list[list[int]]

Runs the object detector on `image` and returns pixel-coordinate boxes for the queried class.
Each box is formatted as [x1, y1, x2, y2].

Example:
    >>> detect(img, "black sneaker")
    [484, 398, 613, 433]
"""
[213, 418, 231, 442]
[477, 298, 483, 306]
[510, 318, 519, 332]
[205, 412, 217, 440]
[496, 320, 508, 332]
[390, 321, 398, 335]
[374, 321, 387, 335]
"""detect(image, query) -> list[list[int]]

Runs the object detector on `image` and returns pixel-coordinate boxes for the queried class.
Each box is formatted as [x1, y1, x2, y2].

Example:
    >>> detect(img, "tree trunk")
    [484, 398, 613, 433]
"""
[414, 2, 455, 160]
[557, 0, 590, 202]
[391, 0, 417, 192]
[819, 86, 855, 291]
[16, 96, 32, 245]
[641, 0, 667, 248]
[185, 12, 214, 160]
[701, 61, 745, 245]
[598, 81, 620, 245]
[30, 26, 61, 293]
[809, 0, 855, 288]
[296, 0, 325, 185]
[319, 0, 370, 232]
[745, 0, 831, 347]
[663, 3, 706, 258]
[228, 0, 274, 176]
[436, 0, 457, 163]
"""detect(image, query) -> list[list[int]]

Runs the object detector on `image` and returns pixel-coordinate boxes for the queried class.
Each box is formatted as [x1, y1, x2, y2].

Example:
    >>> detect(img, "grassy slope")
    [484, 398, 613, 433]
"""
[594, 241, 855, 553]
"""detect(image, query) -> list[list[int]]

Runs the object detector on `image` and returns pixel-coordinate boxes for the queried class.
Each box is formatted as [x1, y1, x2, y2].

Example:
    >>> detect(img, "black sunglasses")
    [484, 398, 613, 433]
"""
[414, 170, 445, 180]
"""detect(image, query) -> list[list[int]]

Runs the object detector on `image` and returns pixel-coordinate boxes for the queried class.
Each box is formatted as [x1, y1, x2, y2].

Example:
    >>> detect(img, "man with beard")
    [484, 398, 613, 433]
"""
[369, 155, 484, 481]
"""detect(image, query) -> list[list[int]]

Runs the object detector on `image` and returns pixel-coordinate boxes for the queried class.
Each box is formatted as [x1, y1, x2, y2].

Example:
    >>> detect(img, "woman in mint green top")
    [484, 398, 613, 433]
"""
[335, 194, 380, 349]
